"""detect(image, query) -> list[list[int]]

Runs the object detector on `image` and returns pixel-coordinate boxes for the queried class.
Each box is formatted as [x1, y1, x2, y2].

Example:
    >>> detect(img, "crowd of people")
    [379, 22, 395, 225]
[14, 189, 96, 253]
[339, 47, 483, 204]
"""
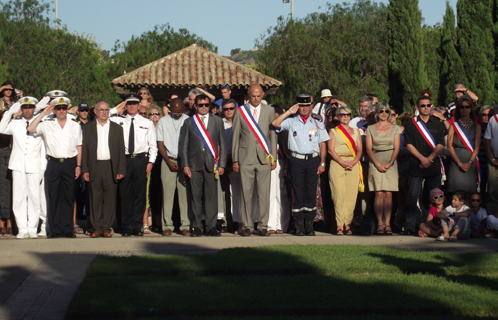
[0, 80, 497, 240]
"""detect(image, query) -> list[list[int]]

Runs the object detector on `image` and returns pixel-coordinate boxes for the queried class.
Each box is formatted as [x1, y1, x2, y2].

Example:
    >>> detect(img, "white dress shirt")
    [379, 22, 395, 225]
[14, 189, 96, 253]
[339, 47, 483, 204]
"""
[156, 114, 189, 158]
[96, 120, 111, 160]
[36, 117, 82, 158]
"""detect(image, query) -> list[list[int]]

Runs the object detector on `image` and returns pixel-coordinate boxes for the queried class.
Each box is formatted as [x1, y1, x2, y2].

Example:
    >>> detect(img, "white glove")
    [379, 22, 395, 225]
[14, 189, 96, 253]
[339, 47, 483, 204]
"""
[8, 101, 21, 115]
[35, 96, 50, 113]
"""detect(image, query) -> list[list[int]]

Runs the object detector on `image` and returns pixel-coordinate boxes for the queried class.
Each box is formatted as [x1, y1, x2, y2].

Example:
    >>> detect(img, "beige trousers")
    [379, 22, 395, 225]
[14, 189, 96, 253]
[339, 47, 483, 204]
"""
[329, 158, 359, 228]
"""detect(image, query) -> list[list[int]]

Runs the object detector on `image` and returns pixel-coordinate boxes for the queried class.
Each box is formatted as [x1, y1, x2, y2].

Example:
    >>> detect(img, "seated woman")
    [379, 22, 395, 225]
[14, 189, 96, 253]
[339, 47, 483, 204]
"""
[468, 193, 494, 238]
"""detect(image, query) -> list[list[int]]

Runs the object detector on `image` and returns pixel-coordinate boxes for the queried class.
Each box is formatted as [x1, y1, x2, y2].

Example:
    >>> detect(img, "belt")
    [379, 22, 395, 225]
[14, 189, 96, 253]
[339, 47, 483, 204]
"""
[291, 152, 319, 160]
[47, 156, 76, 163]
[126, 153, 147, 159]
[168, 156, 178, 160]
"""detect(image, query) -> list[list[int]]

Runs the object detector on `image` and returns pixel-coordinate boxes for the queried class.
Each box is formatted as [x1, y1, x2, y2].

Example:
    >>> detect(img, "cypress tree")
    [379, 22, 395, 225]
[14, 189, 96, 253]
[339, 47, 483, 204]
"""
[387, 0, 428, 111]
[438, 1, 467, 106]
[456, 0, 496, 104]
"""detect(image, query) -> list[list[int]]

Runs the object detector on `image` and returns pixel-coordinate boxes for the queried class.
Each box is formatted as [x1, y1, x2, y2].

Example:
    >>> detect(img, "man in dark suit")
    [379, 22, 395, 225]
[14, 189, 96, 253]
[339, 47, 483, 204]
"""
[180, 94, 227, 237]
[82, 101, 126, 238]
[232, 83, 277, 236]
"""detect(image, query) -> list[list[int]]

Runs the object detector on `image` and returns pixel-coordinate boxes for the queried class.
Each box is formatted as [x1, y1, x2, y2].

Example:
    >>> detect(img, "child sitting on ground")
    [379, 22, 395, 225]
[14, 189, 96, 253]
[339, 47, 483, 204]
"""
[469, 193, 494, 238]
[418, 188, 444, 238]
[436, 190, 471, 241]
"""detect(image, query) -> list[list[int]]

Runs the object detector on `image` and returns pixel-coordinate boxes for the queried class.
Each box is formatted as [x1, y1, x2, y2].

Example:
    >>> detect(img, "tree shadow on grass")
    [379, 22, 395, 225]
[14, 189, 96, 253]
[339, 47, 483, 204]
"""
[65, 243, 498, 320]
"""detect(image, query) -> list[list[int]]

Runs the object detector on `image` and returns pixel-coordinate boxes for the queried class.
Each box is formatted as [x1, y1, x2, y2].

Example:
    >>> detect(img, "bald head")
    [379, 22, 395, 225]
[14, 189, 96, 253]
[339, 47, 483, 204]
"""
[170, 98, 184, 119]
[248, 83, 264, 107]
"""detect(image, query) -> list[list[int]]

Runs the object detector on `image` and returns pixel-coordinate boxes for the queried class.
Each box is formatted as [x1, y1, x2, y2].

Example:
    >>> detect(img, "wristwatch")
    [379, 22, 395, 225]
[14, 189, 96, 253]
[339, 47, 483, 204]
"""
[320, 163, 325, 167]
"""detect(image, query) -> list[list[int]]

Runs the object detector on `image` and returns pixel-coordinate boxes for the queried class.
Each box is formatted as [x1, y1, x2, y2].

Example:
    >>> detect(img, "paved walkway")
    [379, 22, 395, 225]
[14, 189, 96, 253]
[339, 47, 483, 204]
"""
[0, 230, 497, 320]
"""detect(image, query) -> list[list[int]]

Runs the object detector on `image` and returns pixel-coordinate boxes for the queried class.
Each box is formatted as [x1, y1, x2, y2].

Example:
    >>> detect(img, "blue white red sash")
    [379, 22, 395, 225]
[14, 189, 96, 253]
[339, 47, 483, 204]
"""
[191, 114, 219, 178]
[412, 118, 445, 175]
[238, 104, 274, 165]
[452, 121, 480, 186]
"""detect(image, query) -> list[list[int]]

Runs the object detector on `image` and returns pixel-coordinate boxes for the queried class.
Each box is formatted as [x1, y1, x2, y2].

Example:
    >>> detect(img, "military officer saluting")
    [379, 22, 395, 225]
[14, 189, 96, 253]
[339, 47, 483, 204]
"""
[272, 93, 330, 236]
[28, 96, 82, 239]
[110, 94, 158, 236]
[0, 97, 48, 238]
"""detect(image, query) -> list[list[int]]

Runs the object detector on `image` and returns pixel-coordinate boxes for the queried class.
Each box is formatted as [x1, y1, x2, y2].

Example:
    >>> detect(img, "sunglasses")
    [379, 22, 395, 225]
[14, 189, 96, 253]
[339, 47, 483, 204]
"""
[419, 104, 431, 108]
[3, 88, 13, 91]
[139, 92, 148, 95]
[149, 113, 160, 116]
[139, 112, 147, 116]
[470, 199, 481, 202]
[197, 103, 210, 108]
[432, 194, 444, 200]
[223, 107, 235, 111]
[459, 105, 471, 109]
[481, 113, 490, 117]
[338, 113, 351, 117]
[55, 106, 68, 111]
[377, 109, 388, 114]
[221, 84, 230, 89]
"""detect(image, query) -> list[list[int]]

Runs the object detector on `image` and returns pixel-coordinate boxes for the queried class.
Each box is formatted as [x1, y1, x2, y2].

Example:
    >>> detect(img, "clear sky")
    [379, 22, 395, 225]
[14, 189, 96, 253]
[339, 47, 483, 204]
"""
[56, 0, 457, 56]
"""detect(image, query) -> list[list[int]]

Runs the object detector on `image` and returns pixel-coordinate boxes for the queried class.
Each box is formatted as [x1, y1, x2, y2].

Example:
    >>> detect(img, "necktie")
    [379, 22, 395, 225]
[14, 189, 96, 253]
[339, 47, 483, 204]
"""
[201, 116, 206, 127]
[128, 118, 135, 155]
[253, 108, 258, 123]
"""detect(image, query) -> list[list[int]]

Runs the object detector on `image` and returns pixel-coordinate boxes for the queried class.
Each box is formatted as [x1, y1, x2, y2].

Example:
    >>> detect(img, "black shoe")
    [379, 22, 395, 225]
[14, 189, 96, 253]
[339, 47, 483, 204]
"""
[121, 230, 132, 237]
[240, 228, 251, 237]
[401, 229, 414, 236]
[64, 232, 76, 238]
[305, 220, 315, 236]
[295, 220, 305, 236]
[190, 228, 203, 237]
[133, 229, 144, 236]
[258, 229, 270, 237]
[207, 229, 221, 237]
[47, 233, 60, 239]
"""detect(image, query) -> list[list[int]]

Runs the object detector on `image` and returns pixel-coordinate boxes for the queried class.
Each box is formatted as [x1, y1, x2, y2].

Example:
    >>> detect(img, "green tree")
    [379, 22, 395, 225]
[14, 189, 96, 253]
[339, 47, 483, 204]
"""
[438, 2, 466, 106]
[422, 23, 442, 106]
[256, 0, 389, 109]
[387, 0, 428, 111]
[456, 0, 496, 104]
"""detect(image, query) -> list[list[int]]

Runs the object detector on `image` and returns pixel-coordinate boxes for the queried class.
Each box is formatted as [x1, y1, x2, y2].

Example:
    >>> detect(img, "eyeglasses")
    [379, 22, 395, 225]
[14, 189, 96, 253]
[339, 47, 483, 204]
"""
[377, 109, 388, 114]
[419, 104, 431, 108]
[223, 107, 235, 111]
[470, 199, 481, 202]
[432, 195, 444, 200]
[139, 92, 148, 95]
[197, 103, 210, 108]
[139, 112, 147, 116]
[459, 105, 471, 109]
[55, 106, 68, 111]
[481, 113, 490, 117]
[96, 109, 109, 113]
[338, 113, 351, 117]
[149, 113, 160, 116]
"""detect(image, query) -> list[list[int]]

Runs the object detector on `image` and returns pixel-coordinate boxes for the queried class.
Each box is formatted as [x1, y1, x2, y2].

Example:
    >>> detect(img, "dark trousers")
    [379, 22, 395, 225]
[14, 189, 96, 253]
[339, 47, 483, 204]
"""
[404, 174, 441, 232]
[289, 156, 320, 220]
[189, 168, 217, 232]
[45, 157, 76, 234]
[89, 161, 118, 233]
[119, 156, 148, 232]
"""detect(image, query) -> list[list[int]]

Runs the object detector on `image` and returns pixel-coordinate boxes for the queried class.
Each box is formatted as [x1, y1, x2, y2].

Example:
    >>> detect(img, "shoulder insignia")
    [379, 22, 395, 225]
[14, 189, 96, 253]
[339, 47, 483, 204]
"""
[43, 118, 55, 122]
[71, 118, 78, 122]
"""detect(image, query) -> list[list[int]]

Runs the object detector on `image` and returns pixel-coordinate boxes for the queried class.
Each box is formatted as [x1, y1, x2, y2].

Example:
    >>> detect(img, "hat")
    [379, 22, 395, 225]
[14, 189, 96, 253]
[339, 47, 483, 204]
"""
[320, 89, 332, 99]
[45, 90, 67, 99]
[78, 103, 89, 111]
[430, 188, 444, 199]
[124, 94, 140, 103]
[54, 97, 71, 106]
[20, 96, 38, 106]
[296, 93, 312, 106]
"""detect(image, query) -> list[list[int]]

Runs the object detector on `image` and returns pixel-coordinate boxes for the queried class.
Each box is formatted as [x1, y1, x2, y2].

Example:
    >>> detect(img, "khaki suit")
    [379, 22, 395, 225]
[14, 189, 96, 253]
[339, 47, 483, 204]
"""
[232, 103, 277, 231]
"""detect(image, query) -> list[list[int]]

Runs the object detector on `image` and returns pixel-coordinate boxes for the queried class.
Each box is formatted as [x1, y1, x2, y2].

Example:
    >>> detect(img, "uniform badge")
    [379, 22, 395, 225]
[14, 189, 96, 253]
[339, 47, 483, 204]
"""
[119, 122, 123, 125]
[293, 131, 297, 137]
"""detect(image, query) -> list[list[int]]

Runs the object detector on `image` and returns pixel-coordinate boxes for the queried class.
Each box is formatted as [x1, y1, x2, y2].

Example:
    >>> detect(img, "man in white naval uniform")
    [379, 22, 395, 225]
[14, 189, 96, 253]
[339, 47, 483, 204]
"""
[0, 97, 49, 238]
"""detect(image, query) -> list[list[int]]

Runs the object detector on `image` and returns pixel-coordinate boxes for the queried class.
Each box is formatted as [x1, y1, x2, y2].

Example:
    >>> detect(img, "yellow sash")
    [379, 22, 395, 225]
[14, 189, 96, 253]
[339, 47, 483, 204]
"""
[335, 127, 364, 192]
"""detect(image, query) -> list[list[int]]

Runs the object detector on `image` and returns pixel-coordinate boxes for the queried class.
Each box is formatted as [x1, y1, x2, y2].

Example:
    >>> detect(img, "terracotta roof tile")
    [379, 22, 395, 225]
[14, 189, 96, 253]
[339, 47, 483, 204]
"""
[111, 44, 282, 89]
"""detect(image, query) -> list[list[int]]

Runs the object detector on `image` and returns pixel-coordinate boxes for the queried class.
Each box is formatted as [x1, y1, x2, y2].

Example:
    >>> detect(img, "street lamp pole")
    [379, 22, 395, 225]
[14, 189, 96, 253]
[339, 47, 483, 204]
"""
[282, 0, 294, 21]
[55, 0, 58, 29]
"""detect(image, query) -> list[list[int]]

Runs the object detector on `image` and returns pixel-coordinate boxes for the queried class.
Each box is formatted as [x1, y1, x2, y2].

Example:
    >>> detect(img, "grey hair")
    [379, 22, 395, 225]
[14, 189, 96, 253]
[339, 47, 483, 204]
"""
[358, 95, 372, 105]
[188, 88, 202, 97]
[480, 105, 493, 116]
[374, 101, 391, 122]
[335, 105, 353, 116]
[94, 100, 109, 109]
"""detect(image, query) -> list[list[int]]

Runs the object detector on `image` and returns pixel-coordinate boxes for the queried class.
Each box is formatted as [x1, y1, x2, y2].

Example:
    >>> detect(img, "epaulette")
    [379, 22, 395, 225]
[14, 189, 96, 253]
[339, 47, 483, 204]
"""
[43, 118, 55, 121]
[110, 114, 125, 118]
[12, 115, 21, 120]
[71, 118, 78, 122]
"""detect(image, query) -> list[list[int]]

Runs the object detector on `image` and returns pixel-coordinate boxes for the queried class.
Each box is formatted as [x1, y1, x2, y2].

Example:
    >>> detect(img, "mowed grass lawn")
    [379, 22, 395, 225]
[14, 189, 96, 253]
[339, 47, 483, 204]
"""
[66, 245, 498, 320]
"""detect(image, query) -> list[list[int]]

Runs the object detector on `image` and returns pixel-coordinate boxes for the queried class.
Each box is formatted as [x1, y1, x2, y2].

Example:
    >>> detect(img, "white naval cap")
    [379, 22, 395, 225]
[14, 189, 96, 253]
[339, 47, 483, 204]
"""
[45, 90, 67, 99]
[54, 97, 71, 106]
[20, 96, 39, 106]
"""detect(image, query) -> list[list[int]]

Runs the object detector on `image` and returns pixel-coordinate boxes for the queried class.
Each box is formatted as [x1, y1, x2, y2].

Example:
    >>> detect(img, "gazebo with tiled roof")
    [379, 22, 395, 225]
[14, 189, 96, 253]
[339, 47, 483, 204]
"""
[111, 44, 283, 104]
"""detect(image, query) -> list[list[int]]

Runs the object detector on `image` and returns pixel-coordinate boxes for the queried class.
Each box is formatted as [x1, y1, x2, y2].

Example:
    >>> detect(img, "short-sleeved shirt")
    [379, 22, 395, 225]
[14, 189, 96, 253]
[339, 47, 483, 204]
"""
[156, 114, 189, 158]
[36, 118, 82, 158]
[484, 115, 498, 157]
[469, 207, 488, 229]
[443, 204, 470, 222]
[404, 115, 445, 177]
[110, 114, 157, 162]
[276, 115, 329, 154]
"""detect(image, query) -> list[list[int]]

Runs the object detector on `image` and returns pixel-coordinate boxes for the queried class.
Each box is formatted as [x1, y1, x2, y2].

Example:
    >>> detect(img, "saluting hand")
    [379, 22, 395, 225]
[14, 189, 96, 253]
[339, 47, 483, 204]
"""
[288, 104, 299, 114]
[42, 104, 55, 116]
[115, 101, 126, 114]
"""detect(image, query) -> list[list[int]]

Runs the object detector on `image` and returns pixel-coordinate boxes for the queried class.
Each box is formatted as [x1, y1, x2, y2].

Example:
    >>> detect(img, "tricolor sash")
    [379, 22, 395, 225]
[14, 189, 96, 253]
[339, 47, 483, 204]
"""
[191, 114, 219, 179]
[412, 118, 445, 175]
[452, 121, 480, 188]
[334, 125, 364, 192]
[238, 105, 274, 165]
[494, 114, 498, 125]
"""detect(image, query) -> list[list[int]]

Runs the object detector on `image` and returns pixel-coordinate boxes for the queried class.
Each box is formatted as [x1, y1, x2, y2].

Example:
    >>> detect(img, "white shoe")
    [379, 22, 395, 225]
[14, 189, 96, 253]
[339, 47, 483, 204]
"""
[38, 229, 47, 237]
[16, 232, 28, 239]
[29, 232, 38, 239]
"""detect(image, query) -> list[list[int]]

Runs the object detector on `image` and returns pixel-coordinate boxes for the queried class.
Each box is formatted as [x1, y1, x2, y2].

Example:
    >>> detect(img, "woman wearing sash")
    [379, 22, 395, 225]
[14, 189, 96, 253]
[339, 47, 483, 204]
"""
[365, 102, 401, 235]
[328, 106, 362, 235]
[447, 95, 481, 193]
